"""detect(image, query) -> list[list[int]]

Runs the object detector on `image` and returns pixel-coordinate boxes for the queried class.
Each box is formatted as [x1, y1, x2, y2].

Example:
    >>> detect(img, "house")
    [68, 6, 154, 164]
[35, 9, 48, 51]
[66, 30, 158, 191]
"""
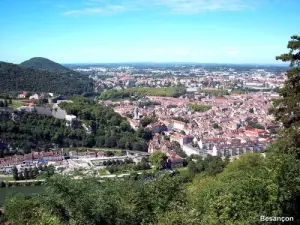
[29, 93, 40, 100]
[148, 135, 183, 168]
[172, 120, 186, 130]
[167, 150, 183, 168]
[182, 144, 203, 157]
[147, 122, 168, 134]
[148, 135, 173, 153]
[65, 115, 77, 127]
[18, 91, 28, 98]
[170, 134, 193, 146]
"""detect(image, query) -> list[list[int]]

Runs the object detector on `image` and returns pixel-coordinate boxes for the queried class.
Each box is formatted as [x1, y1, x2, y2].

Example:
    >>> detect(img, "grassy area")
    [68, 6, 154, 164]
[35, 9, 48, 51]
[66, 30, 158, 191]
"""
[99, 87, 186, 100]
[113, 168, 154, 175]
[0, 176, 15, 182]
[176, 167, 189, 176]
[46, 104, 53, 109]
[114, 151, 121, 156]
[11, 100, 24, 108]
[139, 168, 154, 173]
[98, 169, 109, 175]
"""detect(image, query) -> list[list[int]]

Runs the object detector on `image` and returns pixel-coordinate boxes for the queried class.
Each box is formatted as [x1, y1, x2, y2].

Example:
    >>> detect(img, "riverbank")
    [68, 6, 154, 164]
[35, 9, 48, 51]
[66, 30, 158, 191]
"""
[0, 179, 45, 188]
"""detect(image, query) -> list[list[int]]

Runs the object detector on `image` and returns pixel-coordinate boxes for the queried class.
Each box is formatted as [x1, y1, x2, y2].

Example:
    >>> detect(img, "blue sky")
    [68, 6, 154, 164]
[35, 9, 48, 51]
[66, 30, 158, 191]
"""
[0, 0, 299, 64]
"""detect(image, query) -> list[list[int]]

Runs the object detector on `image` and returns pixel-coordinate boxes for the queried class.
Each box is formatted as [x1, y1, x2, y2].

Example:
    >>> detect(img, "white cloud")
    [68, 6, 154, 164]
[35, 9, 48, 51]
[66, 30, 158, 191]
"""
[153, 0, 250, 13]
[63, 5, 125, 16]
[63, 0, 252, 16]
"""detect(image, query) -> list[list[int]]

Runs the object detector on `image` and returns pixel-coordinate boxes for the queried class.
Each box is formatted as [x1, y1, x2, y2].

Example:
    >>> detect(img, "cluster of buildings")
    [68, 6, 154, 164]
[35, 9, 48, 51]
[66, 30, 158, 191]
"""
[0, 149, 151, 176]
[87, 65, 286, 91]
[110, 91, 280, 159]
[0, 151, 64, 173]
[0, 64, 286, 174]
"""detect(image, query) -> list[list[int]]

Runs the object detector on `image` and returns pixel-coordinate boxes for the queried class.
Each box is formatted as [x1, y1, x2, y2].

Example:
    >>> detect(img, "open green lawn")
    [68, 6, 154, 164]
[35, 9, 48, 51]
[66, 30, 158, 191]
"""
[62, 148, 123, 157]
[0, 176, 14, 182]
[93, 148, 122, 152]
[11, 100, 24, 108]
[98, 169, 109, 175]
[113, 168, 154, 175]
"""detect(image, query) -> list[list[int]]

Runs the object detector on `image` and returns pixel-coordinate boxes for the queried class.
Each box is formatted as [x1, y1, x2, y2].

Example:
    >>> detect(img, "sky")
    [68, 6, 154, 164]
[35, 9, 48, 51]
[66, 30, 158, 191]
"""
[0, 0, 299, 64]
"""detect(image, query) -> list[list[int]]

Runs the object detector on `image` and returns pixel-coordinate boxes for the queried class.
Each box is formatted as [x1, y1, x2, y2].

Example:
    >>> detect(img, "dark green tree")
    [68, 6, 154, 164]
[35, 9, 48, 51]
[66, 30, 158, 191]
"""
[149, 151, 168, 170]
[28, 167, 33, 179]
[12, 166, 18, 180]
[33, 167, 39, 178]
[269, 35, 300, 157]
[0, 180, 6, 188]
[18, 172, 24, 180]
[24, 168, 29, 180]
[140, 116, 156, 127]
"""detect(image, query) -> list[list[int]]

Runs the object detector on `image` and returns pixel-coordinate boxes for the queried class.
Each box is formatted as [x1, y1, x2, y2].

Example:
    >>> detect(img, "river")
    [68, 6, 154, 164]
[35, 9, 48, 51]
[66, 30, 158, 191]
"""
[0, 186, 44, 205]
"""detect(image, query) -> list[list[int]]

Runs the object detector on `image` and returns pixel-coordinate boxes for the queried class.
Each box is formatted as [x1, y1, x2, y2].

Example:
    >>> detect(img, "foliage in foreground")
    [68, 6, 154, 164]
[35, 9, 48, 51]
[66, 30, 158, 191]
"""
[3, 152, 300, 225]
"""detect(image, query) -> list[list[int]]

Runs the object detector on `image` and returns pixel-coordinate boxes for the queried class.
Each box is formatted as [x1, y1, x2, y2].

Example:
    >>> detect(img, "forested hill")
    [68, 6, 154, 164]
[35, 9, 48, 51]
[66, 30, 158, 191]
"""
[0, 61, 94, 95]
[20, 57, 69, 71]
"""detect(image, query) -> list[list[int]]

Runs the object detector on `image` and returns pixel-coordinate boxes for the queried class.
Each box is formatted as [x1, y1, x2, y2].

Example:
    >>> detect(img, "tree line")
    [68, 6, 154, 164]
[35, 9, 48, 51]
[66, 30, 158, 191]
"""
[99, 87, 186, 100]
[188, 103, 212, 112]
[0, 97, 152, 157]
[0, 61, 94, 96]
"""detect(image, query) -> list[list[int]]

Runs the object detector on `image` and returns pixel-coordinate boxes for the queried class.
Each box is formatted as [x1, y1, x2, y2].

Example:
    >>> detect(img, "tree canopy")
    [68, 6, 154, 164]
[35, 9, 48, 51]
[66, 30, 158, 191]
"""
[20, 57, 70, 71]
[0, 61, 93, 96]
[0, 97, 149, 155]
[269, 35, 300, 157]
[99, 87, 186, 100]
[149, 151, 168, 170]
[188, 103, 212, 112]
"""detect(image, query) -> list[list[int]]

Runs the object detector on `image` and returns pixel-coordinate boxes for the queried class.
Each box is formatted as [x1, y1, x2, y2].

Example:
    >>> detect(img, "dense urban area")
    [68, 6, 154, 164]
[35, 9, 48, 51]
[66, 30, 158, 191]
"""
[0, 35, 299, 225]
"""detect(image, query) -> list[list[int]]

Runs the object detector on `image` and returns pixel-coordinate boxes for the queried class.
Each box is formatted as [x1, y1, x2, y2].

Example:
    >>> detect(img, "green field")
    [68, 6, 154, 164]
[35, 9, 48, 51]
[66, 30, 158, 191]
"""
[0, 176, 14, 182]
[98, 169, 109, 175]
[11, 100, 24, 108]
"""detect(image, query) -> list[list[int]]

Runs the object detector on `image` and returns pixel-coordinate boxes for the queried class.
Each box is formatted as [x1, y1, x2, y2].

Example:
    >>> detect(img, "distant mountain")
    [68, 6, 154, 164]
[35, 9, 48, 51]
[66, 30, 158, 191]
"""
[0, 61, 94, 95]
[20, 57, 70, 71]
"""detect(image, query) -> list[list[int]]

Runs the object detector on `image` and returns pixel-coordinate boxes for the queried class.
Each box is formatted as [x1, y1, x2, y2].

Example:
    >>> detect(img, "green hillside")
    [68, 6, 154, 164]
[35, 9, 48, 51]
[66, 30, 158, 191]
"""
[0, 61, 93, 95]
[20, 57, 69, 71]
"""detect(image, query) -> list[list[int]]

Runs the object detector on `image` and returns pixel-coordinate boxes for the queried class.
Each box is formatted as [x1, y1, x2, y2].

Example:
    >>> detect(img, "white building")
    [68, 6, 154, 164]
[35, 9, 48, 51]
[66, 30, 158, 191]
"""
[65, 115, 77, 127]
[172, 120, 185, 130]
[29, 93, 40, 100]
